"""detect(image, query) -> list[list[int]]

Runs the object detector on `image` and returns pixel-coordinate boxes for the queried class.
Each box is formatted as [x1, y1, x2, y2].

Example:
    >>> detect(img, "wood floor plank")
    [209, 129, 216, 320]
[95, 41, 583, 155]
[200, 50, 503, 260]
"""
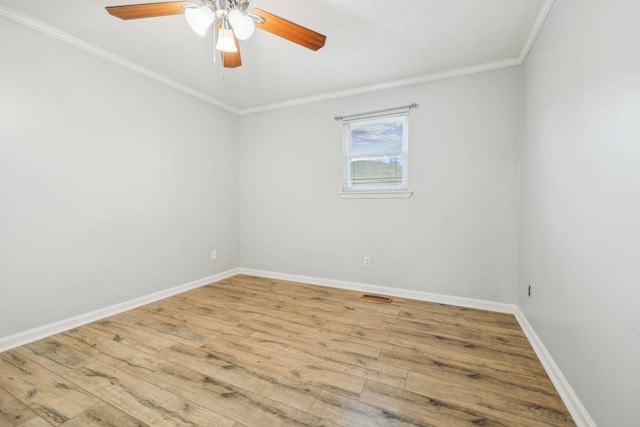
[0, 386, 40, 426]
[237, 319, 347, 360]
[322, 341, 408, 388]
[326, 335, 382, 359]
[348, 326, 392, 345]
[489, 334, 538, 354]
[309, 389, 432, 427]
[378, 347, 539, 390]
[200, 335, 368, 398]
[359, 380, 519, 427]
[0, 275, 574, 426]
[146, 362, 341, 427]
[111, 311, 211, 347]
[62, 402, 150, 427]
[380, 329, 541, 379]
[405, 357, 565, 412]
[14, 417, 52, 427]
[15, 338, 94, 376]
[243, 306, 354, 335]
[399, 299, 497, 322]
[88, 318, 179, 354]
[393, 316, 493, 345]
[156, 342, 322, 412]
[399, 305, 500, 330]
[216, 275, 280, 292]
[493, 312, 522, 329]
[404, 371, 574, 426]
[186, 287, 274, 311]
[138, 303, 251, 339]
[0, 350, 100, 425]
[151, 295, 246, 325]
[58, 328, 166, 379]
[400, 307, 533, 351]
[64, 361, 235, 426]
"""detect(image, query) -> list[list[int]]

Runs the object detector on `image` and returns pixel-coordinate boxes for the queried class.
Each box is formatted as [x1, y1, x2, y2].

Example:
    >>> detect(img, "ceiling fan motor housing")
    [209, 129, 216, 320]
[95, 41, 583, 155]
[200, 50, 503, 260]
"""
[206, 0, 250, 14]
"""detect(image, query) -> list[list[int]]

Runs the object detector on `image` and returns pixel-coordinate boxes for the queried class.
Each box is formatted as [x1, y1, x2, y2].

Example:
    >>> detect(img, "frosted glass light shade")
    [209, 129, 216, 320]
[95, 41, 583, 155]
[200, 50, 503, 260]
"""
[216, 28, 238, 52]
[184, 6, 214, 36]
[228, 9, 255, 40]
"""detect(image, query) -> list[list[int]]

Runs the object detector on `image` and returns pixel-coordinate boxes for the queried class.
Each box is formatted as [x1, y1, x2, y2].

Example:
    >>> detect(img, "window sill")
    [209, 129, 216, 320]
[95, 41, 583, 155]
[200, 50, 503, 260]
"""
[338, 191, 413, 199]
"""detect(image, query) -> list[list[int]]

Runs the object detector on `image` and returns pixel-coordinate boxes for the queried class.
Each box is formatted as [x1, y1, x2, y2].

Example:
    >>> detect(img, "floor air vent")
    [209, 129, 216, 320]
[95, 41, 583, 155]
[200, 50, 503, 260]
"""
[361, 294, 393, 303]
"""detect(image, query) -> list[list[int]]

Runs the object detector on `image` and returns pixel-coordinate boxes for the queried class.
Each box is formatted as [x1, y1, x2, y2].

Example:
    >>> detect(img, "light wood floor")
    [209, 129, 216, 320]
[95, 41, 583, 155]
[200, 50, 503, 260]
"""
[0, 275, 575, 426]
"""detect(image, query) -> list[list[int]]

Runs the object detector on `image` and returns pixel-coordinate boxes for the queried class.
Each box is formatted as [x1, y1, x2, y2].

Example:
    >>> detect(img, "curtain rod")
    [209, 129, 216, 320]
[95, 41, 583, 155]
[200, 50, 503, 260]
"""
[334, 103, 417, 121]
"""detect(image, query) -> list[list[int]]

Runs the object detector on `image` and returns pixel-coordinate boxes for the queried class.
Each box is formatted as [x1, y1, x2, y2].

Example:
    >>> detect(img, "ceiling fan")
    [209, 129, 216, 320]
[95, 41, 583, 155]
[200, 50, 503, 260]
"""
[105, 0, 326, 68]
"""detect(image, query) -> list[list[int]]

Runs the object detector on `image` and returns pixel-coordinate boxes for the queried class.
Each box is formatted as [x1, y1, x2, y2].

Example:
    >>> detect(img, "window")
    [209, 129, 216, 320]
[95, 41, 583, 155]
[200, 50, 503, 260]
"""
[341, 112, 411, 197]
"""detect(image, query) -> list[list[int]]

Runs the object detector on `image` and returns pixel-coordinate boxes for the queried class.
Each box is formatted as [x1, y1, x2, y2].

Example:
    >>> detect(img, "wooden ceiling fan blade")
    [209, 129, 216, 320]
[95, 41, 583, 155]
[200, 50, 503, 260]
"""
[223, 50, 242, 68]
[222, 36, 242, 68]
[106, 1, 194, 20]
[216, 22, 242, 68]
[249, 8, 326, 51]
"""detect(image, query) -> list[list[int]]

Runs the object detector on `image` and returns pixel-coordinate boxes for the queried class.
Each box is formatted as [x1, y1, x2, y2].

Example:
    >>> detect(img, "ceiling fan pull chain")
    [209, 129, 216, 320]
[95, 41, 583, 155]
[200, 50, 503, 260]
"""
[221, 52, 226, 80]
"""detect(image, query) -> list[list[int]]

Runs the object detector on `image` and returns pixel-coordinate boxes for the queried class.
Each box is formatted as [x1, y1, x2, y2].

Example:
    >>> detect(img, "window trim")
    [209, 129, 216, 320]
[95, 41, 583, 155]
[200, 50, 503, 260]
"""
[337, 190, 413, 199]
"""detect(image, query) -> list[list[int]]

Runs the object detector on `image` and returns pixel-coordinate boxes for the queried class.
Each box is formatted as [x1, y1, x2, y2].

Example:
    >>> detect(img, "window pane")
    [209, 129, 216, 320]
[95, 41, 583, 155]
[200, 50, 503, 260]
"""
[342, 112, 409, 192]
[351, 156, 404, 187]
[350, 121, 404, 157]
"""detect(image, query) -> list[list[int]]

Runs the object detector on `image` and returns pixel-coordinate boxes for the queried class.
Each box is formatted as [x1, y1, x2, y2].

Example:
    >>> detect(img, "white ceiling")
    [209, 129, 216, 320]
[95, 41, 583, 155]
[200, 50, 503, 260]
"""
[0, 0, 553, 113]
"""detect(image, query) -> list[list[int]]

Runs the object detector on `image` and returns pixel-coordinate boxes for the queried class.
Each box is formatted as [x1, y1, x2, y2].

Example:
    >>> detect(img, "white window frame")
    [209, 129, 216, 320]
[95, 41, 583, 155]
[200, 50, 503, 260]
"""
[339, 112, 412, 198]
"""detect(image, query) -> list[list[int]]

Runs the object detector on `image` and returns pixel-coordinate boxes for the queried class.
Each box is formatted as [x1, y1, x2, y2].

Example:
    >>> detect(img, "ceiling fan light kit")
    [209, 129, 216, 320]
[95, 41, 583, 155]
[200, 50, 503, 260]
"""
[227, 9, 254, 40]
[184, 5, 214, 36]
[216, 26, 238, 53]
[105, 0, 326, 68]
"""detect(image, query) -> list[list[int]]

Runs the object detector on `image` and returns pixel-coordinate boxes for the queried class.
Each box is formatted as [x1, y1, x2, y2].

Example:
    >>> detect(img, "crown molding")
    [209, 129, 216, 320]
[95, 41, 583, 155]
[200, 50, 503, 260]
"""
[519, 0, 556, 62]
[0, 5, 240, 114]
[238, 57, 522, 115]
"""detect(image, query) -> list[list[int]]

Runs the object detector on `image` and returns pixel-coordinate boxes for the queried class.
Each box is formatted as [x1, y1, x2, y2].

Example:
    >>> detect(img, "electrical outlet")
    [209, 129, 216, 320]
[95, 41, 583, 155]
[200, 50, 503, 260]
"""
[363, 257, 371, 268]
[210, 250, 217, 261]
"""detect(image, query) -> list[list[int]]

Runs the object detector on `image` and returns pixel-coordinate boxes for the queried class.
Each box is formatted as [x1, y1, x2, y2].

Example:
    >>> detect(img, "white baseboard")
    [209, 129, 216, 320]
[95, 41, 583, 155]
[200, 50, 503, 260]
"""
[513, 308, 596, 427]
[0, 268, 240, 353]
[238, 268, 517, 314]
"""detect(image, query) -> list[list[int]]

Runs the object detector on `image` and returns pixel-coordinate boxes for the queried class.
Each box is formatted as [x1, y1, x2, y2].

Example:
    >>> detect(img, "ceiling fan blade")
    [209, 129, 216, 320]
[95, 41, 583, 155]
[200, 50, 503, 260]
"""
[106, 1, 194, 20]
[215, 22, 242, 68]
[222, 34, 242, 68]
[250, 8, 326, 51]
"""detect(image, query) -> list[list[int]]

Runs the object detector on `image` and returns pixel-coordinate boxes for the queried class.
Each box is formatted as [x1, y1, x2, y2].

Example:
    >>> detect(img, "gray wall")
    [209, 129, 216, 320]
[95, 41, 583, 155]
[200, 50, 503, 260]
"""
[0, 16, 239, 337]
[239, 67, 521, 303]
[519, 1, 640, 425]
